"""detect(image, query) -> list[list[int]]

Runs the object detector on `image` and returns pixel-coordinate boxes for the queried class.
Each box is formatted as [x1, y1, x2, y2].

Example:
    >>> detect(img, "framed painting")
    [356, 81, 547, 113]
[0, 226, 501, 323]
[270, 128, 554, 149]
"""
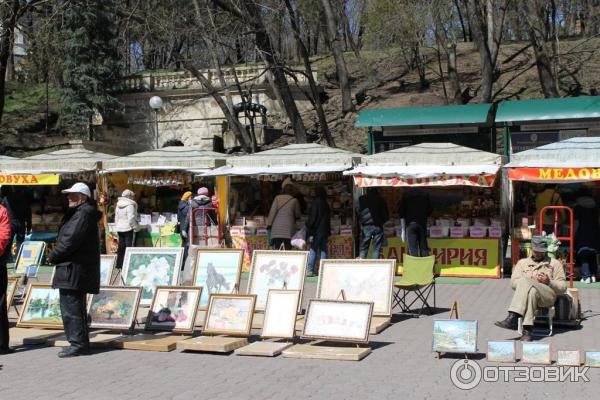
[6, 277, 18, 311]
[261, 290, 301, 339]
[192, 249, 243, 309]
[316, 259, 395, 316]
[14, 241, 46, 275]
[522, 343, 551, 365]
[301, 299, 373, 344]
[557, 350, 581, 366]
[486, 341, 516, 363]
[87, 287, 142, 330]
[122, 247, 183, 305]
[146, 286, 202, 334]
[203, 294, 256, 336]
[585, 351, 600, 367]
[100, 255, 117, 286]
[248, 250, 307, 311]
[432, 320, 478, 354]
[17, 283, 62, 329]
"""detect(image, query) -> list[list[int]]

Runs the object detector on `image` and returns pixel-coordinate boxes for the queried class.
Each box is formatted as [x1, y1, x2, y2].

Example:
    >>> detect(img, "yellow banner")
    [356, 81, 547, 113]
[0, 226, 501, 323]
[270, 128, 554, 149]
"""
[374, 237, 501, 278]
[0, 174, 59, 185]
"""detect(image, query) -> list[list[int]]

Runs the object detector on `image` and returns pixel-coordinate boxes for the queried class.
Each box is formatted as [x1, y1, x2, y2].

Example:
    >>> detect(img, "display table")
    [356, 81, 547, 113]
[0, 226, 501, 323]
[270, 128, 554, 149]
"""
[372, 237, 501, 278]
[106, 231, 182, 250]
[231, 234, 354, 271]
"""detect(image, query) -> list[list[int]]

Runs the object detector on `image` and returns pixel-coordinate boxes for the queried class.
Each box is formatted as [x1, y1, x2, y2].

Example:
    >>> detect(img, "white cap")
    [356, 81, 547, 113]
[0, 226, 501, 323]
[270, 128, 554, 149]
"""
[61, 182, 91, 198]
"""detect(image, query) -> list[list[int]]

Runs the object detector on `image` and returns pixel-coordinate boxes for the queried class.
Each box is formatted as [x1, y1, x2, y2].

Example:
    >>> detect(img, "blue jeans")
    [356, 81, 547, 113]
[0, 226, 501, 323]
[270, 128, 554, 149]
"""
[406, 222, 429, 257]
[359, 225, 384, 259]
[307, 235, 328, 274]
[578, 247, 598, 279]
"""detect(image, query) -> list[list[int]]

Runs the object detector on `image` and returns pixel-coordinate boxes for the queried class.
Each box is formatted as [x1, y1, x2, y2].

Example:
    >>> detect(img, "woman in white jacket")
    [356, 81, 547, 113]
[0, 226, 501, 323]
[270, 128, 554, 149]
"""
[114, 189, 139, 269]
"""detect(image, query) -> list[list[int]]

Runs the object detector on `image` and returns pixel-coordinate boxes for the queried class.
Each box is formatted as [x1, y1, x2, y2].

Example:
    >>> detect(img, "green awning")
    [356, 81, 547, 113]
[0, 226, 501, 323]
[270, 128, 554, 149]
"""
[495, 96, 600, 123]
[355, 103, 493, 128]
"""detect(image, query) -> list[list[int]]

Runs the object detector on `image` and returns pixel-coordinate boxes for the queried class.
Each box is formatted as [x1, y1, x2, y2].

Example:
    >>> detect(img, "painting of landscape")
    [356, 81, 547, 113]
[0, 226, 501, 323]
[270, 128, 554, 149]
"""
[432, 320, 477, 353]
[487, 341, 516, 363]
[522, 343, 551, 365]
[585, 352, 600, 367]
[17, 284, 62, 329]
[557, 350, 581, 366]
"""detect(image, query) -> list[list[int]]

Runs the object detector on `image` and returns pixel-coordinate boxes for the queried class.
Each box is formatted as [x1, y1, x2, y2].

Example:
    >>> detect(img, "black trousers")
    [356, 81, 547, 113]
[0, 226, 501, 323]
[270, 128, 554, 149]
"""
[181, 235, 189, 271]
[116, 230, 135, 269]
[406, 222, 429, 257]
[271, 238, 292, 250]
[0, 256, 9, 350]
[59, 289, 89, 350]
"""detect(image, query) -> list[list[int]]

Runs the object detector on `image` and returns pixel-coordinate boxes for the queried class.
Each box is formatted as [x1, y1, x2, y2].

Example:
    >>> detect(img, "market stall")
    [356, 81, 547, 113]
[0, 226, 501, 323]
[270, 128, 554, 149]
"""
[203, 143, 361, 270]
[344, 143, 504, 278]
[505, 137, 600, 280]
[100, 146, 228, 250]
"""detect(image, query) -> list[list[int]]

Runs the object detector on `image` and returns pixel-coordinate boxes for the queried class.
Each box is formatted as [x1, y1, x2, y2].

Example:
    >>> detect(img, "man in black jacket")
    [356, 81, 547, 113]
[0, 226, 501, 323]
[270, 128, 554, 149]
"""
[398, 188, 432, 257]
[48, 183, 100, 358]
[357, 188, 389, 259]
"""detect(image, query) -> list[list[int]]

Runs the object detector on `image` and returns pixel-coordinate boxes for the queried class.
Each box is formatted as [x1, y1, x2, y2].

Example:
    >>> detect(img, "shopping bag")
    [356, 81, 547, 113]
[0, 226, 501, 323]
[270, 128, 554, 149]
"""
[291, 227, 307, 250]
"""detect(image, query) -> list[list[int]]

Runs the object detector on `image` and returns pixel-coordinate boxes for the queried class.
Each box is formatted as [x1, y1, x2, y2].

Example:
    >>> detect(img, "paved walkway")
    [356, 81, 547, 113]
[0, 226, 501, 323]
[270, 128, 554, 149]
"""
[1, 278, 600, 399]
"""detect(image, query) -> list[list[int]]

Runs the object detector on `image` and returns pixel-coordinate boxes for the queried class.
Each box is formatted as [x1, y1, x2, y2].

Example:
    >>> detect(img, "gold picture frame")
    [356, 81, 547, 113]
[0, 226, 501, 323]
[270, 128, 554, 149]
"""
[6, 277, 18, 311]
[203, 294, 256, 337]
[14, 241, 46, 275]
[191, 248, 243, 309]
[301, 299, 373, 344]
[17, 283, 63, 329]
[146, 286, 202, 334]
[87, 286, 142, 331]
[261, 289, 301, 339]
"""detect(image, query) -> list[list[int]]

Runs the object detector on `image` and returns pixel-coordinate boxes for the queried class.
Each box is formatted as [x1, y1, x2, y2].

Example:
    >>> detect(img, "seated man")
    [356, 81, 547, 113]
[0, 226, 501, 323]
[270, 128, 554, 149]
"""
[495, 236, 566, 341]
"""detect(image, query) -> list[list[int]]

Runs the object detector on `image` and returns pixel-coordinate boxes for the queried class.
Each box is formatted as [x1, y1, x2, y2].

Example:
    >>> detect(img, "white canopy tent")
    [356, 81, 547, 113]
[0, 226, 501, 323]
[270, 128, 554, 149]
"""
[506, 137, 600, 169]
[0, 148, 118, 174]
[102, 146, 227, 172]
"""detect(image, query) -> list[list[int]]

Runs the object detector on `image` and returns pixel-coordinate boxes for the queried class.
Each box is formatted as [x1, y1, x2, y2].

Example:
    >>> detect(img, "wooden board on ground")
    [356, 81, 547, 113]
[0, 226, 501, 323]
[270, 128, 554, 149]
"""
[9, 327, 63, 346]
[295, 316, 389, 335]
[113, 333, 190, 352]
[235, 341, 293, 357]
[252, 312, 264, 329]
[282, 344, 371, 361]
[178, 336, 248, 353]
[47, 331, 122, 348]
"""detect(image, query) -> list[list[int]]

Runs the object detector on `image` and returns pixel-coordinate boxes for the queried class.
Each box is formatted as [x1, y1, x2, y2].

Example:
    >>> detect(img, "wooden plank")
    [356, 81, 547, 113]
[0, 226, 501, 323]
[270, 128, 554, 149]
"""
[282, 344, 371, 361]
[235, 341, 293, 357]
[47, 331, 122, 348]
[251, 313, 264, 329]
[9, 327, 63, 346]
[177, 336, 248, 353]
[370, 317, 391, 334]
[113, 333, 190, 352]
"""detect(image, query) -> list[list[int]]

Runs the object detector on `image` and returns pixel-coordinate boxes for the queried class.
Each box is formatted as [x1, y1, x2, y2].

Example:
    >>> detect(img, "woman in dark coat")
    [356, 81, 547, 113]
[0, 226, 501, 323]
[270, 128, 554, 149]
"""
[48, 183, 100, 358]
[306, 186, 331, 276]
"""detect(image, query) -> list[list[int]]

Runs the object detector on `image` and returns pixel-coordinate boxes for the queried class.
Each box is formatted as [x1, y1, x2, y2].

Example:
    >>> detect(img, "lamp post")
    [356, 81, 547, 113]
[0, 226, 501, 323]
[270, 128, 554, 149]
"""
[149, 96, 163, 148]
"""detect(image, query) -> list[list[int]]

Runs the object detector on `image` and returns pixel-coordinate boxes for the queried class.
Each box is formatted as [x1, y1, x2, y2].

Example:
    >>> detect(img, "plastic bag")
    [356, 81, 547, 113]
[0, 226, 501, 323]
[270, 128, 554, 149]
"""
[400, 218, 406, 242]
[291, 227, 307, 249]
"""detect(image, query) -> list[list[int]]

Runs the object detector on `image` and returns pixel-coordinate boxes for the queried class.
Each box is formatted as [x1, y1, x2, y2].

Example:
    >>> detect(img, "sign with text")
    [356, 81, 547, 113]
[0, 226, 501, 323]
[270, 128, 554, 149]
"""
[0, 174, 59, 185]
[354, 174, 496, 188]
[508, 167, 600, 182]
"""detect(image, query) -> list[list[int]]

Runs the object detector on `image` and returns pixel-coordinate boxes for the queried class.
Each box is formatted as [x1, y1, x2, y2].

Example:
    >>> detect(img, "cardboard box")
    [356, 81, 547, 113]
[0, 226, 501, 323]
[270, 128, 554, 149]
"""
[469, 226, 487, 238]
[429, 226, 449, 238]
[450, 226, 466, 238]
[488, 227, 502, 238]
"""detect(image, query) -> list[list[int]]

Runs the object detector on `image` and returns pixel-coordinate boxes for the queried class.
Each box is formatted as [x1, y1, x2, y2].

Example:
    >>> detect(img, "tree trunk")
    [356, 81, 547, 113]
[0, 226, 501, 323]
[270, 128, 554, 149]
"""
[321, 0, 354, 114]
[0, 0, 20, 125]
[283, 0, 335, 147]
[447, 44, 463, 104]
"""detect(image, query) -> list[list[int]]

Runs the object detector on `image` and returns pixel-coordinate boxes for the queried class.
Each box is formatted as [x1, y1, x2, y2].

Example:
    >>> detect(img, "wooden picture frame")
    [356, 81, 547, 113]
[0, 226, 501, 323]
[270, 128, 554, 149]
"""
[556, 350, 581, 366]
[585, 351, 600, 367]
[432, 320, 478, 354]
[87, 286, 142, 330]
[17, 283, 62, 329]
[248, 250, 308, 312]
[192, 249, 243, 309]
[146, 286, 202, 334]
[261, 290, 301, 339]
[487, 341, 516, 363]
[6, 277, 18, 311]
[122, 247, 183, 306]
[521, 343, 551, 365]
[301, 299, 373, 344]
[100, 255, 117, 286]
[14, 241, 46, 275]
[316, 259, 395, 316]
[203, 294, 256, 337]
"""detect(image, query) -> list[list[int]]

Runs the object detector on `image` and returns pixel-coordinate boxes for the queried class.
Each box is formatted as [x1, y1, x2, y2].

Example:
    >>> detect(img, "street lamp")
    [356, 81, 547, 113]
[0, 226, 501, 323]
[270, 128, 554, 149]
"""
[149, 96, 163, 148]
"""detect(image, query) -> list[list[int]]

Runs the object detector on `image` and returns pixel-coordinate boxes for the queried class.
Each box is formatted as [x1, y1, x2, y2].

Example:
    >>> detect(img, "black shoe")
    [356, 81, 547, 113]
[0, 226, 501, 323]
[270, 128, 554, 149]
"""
[494, 312, 520, 330]
[58, 346, 89, 358]
[520, 327, 534, 342]
[0, 348, 15, 355]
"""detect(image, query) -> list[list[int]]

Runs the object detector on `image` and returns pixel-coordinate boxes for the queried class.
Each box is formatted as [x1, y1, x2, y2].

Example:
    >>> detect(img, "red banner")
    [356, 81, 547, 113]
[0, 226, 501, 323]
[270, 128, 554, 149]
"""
[508, 167, 600, 182]
[353, 174, 496, 188]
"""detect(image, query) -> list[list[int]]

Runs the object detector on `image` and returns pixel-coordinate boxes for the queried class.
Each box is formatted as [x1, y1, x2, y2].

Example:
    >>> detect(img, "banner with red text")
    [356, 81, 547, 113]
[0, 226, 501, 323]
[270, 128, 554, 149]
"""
[0, 174, 59, 185]
[353, 174, 497, 188]
[508, 167, 600, 182]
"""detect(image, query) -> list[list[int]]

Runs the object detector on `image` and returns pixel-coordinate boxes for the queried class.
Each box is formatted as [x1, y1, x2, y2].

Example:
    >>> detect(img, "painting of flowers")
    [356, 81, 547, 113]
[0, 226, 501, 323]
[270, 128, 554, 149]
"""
[193, 249, 243, 309]
[17, 283, 62, 329]
[88, 287, 142, 330]
[203, 294, 256, 336]
[522, 343, 551, 365]
[487, 341, 516, 363]
[248, 250, 307, 311]
[6, 277, 17, 311]
[302, 299, 373, 343]
[100, 255, 117, 286]
[317, 260, 395, 316]
[122, 248, 183, 305]
[432, 320, 478, 354]
[146, 286, 202, 333]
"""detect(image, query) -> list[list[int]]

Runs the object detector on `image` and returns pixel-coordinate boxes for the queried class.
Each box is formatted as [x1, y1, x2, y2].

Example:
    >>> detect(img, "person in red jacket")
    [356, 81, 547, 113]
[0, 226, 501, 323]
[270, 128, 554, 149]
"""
[0, 201, 13, 354]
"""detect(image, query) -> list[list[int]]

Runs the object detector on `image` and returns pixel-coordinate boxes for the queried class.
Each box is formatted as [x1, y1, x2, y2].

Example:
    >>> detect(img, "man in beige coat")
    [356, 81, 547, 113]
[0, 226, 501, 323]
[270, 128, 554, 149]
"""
[495, 236, 566, 341]
[267, 184, 301, 250]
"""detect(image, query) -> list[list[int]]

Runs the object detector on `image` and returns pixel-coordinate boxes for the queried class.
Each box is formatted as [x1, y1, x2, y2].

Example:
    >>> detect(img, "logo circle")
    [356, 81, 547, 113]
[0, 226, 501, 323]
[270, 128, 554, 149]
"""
[450, 359, 482, 390]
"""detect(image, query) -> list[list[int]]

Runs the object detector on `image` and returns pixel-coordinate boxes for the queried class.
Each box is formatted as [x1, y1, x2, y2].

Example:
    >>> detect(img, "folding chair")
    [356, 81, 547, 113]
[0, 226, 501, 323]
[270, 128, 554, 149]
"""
[393, 255, 436, 316]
